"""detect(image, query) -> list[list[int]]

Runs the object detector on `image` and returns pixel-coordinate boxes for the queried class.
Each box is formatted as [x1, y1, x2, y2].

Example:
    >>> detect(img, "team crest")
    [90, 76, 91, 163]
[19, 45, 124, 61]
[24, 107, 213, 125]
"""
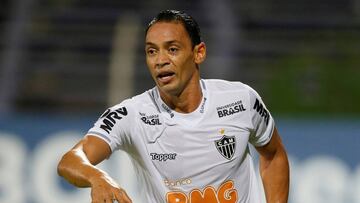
[214, 130, 236, 160]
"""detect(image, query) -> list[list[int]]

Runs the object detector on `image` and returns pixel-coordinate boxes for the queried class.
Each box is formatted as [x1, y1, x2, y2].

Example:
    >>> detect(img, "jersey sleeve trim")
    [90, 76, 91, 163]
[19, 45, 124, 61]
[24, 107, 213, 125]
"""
[251, 121, 275, 147]
[245, 84, 275, 147]
[86, 131, 116, 152]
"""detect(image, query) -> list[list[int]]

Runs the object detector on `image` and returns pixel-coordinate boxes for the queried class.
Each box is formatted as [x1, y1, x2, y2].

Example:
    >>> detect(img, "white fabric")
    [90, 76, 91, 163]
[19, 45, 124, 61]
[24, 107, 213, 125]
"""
[87, 79, 275, 203]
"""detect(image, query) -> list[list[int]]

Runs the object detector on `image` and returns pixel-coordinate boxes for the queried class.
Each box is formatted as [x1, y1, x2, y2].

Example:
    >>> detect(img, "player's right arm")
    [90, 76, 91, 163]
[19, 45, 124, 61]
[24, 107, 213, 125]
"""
[57, 135, 132, 203]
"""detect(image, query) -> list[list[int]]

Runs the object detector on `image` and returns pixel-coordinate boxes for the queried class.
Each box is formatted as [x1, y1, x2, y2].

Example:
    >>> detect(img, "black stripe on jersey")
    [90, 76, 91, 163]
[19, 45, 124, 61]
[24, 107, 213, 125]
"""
[219, 146, 225, 156]
[201, 79, 207, 90]
[226, 145, 231, 158]
[148, 91, 161, 113]
[224, 146, 229, 158]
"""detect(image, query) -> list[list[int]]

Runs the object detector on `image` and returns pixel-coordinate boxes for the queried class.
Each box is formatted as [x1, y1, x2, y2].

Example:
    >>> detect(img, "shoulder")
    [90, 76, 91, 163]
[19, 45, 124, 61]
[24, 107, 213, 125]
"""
[203, 79, 266, 114]
[203, 79, 256, 96]
[92, 88, 159, 133]
[107, 87, 159, 115]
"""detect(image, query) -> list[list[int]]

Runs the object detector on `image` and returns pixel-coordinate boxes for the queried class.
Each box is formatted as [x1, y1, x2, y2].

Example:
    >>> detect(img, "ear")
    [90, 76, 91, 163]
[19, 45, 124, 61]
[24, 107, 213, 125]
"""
[194, 42, 206, 64]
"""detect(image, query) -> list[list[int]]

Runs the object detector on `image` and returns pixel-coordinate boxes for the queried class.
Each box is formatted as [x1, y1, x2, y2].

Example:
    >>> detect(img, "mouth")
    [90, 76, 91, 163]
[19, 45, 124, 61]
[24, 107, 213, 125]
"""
[157, 71, 175, 84]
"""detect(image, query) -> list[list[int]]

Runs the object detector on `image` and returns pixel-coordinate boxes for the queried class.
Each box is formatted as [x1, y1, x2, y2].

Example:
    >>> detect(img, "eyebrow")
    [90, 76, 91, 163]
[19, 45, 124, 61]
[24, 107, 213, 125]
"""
[145, 40, 181, 47]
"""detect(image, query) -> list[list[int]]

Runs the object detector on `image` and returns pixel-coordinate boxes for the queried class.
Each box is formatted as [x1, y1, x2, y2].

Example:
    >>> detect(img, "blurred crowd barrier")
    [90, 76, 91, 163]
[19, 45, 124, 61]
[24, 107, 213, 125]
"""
[0, 114, 359, 203]
[1, 0, 359, 115]
[1, 1, 360, 203]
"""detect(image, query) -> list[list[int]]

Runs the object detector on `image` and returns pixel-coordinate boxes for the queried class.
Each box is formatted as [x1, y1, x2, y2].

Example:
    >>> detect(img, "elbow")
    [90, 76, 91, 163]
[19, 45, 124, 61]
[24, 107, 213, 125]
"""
[57, 152, 71, 178]
[57, 159, 65, 177]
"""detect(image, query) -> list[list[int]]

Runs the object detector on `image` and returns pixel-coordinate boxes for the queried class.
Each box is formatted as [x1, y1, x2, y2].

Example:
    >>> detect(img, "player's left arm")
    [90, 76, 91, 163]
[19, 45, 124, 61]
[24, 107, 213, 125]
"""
[255, 127, 289, 203]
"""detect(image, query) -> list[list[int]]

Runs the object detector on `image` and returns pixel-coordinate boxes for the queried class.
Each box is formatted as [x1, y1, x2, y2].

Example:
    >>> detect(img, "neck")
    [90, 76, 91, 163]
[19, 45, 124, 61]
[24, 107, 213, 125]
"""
[159, 78, 202, 114]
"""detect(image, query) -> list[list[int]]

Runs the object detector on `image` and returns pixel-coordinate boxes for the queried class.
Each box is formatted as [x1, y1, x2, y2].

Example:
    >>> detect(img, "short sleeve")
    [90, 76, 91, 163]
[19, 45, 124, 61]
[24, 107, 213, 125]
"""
[86, 101, 133, 152]
[247, 86, 275, 147]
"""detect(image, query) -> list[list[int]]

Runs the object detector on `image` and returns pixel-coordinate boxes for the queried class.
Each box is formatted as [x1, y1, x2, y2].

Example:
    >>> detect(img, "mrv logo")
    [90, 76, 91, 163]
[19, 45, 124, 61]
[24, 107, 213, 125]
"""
[99, 107, 128, 133]
[217, 100, 246, 118]
[253, 98, 269, 126]
[140, 113, 162, 125]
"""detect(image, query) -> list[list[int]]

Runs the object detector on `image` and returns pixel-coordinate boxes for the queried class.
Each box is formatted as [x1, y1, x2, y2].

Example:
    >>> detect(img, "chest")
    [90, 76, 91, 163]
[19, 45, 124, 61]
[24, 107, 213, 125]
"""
[134, 90, 253, 179]
[142, 121, 251, 179]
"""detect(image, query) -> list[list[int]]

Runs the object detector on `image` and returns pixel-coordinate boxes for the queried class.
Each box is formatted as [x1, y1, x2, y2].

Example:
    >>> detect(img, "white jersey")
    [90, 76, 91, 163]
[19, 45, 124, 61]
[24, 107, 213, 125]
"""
[87, 79, 275, 203]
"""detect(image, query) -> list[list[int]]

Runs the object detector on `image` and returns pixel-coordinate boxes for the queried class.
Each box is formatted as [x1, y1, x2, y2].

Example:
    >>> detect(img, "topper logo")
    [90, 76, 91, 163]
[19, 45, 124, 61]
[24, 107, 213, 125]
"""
[166, 180, 237, 203]
[150, 153, 177, 161]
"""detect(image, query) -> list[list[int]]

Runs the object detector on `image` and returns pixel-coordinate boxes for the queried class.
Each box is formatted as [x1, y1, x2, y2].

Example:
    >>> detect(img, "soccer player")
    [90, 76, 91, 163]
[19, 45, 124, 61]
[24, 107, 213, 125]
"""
[57, 10, 289, 203]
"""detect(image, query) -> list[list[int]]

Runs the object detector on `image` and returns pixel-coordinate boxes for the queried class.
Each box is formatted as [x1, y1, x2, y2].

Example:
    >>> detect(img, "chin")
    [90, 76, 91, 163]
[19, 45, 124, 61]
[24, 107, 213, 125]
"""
[159, 84, 181, 96]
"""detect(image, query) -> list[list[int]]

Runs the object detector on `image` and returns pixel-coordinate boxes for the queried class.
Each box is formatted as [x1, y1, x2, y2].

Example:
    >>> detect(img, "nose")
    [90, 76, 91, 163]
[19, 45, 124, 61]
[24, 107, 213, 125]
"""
[155, 50, 170, 68]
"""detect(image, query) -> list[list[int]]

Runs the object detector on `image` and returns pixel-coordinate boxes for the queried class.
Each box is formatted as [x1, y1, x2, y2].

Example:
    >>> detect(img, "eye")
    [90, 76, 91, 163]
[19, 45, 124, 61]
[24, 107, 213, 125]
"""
[169, 47, 178, 54]
[146, 48, 157, 56]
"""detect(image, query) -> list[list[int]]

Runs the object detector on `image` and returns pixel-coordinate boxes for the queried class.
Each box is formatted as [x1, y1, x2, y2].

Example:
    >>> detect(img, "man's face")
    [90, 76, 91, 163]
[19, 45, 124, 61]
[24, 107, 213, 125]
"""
[145, 22, 205, 96]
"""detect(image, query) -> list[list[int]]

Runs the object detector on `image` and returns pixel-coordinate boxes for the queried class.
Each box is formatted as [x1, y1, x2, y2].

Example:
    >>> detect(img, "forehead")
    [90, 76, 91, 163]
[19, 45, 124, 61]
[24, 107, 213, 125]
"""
[145, 22, 191, 45]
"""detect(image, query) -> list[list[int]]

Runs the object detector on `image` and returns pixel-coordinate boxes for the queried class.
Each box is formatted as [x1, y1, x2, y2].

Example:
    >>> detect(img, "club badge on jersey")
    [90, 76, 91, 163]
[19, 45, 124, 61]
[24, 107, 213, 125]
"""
[214, 129, 236, 160]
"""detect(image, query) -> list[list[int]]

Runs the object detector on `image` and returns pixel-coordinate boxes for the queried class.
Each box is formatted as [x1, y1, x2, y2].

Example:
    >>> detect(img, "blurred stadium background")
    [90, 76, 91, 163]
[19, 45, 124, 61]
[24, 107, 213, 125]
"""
[0, 0, 359, 203]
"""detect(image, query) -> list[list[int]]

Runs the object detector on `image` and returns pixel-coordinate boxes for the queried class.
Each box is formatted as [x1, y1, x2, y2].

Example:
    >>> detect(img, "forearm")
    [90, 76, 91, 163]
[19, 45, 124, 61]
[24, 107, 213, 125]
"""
[57, 149, 107, 188]
[57, 137, 132, 203]
[259, 147, 289, 203]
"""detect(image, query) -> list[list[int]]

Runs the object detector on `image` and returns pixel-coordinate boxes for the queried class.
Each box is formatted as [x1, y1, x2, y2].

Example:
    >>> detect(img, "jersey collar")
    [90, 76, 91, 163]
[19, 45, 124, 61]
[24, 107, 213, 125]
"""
[150, 79, 208, 123]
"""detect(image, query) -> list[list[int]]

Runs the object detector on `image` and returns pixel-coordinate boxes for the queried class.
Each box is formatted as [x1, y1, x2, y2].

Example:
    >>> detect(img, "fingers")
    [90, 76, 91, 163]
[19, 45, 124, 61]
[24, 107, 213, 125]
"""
[89, 176, 132, 203]
[90, 190, 115, 203]
[114, 188, 132, 203]
[91, 194, 113, 203]
[91, 188, 132, 203]
[91, 197, 116, 203]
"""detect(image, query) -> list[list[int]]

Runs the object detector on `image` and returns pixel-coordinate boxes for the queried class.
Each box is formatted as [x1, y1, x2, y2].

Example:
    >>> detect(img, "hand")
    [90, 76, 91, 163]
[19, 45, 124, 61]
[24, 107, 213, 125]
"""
[90, 175, 132, 203]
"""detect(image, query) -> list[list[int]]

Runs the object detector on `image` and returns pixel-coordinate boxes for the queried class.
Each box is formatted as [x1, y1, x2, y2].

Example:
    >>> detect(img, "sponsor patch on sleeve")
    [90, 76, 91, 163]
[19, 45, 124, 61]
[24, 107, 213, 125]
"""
[98, 107, 128, 133]
[253, 98, 269, 126]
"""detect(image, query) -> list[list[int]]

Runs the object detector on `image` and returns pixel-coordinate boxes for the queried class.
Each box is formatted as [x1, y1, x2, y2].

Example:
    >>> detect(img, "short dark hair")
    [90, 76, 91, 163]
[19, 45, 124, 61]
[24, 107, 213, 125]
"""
[145, 10, 202, 47]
